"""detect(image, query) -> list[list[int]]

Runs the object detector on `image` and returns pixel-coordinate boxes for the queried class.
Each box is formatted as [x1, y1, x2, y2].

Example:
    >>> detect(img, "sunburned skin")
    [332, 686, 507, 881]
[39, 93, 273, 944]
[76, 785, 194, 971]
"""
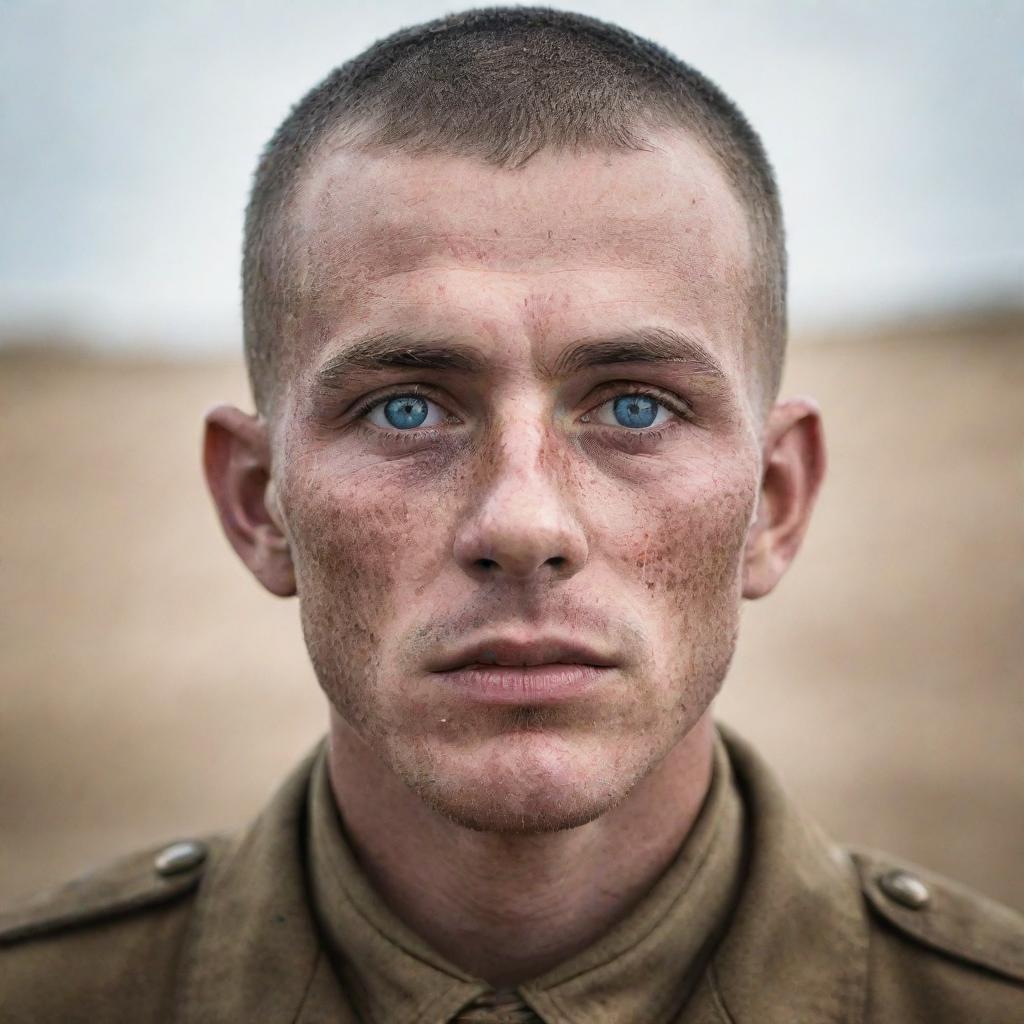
[203, 127, 825, 983]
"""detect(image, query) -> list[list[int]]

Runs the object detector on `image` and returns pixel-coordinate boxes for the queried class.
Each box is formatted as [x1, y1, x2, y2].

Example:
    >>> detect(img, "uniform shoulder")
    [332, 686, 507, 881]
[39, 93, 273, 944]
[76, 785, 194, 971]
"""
[0, 836, 222, 946]
[1, 837, 227, 1023]
[849, 846, 1024, 986]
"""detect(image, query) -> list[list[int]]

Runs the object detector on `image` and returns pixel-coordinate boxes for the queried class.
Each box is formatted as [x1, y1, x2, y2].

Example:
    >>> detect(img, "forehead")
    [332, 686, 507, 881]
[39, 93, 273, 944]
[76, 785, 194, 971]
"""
[287, 131, 754, 383]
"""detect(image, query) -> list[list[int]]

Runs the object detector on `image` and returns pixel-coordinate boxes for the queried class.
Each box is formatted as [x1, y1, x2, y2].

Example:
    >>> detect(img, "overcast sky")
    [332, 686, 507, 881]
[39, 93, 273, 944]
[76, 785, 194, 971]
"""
[1, 0, 1021, 353]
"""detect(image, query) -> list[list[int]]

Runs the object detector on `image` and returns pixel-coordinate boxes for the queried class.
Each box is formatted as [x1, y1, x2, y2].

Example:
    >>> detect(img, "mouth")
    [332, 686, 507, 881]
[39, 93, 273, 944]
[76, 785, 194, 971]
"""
[429, 637, 617, 704]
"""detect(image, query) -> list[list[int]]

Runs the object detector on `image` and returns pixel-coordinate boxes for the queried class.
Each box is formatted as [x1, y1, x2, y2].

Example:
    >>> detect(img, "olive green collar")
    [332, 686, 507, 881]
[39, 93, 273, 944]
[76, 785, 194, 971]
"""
[307, 731, 743, 1024]
[692, 725, 870, 1023]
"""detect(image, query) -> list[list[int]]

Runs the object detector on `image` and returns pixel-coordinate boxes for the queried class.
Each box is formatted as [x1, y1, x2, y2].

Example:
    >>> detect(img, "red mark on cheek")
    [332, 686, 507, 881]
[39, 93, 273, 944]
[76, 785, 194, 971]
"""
[280, 470, 416, 721]
[616, 473, 757, 605]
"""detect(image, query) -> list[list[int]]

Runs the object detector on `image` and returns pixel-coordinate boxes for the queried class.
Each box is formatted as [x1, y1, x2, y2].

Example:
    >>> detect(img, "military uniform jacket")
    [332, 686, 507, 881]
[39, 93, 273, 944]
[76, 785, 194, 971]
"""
[2, 727, 1022, 1022]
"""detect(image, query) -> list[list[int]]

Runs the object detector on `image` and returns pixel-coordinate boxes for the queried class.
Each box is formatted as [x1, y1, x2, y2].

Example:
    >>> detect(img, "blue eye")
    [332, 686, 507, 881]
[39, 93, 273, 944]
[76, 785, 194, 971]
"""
[612, 394, 659, 428]
[364, 393, 447, 431]
[383, 396, 428, 429]
[585, 392, 675, 430]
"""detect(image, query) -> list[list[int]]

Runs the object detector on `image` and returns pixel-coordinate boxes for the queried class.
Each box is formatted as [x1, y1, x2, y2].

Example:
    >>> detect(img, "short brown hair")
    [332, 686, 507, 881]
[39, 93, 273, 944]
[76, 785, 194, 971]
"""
[243, 6, 786, 413]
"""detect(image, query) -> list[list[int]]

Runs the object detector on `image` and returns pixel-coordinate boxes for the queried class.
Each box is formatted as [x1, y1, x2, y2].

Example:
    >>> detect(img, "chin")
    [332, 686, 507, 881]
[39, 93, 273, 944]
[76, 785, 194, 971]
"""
[387, 726, 645, 834]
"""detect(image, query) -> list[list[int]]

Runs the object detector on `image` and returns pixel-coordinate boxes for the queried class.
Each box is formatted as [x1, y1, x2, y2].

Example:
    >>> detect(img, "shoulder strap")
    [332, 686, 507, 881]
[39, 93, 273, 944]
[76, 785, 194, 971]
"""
[850, 847, 1024, 984]
[0, 836, 224, 944]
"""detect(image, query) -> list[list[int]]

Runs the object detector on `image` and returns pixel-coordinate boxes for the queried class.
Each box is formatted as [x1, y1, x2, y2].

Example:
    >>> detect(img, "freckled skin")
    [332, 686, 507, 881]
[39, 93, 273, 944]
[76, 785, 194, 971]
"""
[271, 131, 765, 832]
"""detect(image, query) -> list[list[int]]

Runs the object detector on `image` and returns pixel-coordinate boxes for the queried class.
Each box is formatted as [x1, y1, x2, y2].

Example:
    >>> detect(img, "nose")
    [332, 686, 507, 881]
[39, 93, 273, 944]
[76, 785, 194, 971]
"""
[453, 419, 588, 583]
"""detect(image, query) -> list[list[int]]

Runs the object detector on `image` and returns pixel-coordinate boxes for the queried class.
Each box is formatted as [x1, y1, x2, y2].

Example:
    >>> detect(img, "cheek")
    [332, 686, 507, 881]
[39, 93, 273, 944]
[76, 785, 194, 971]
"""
[612, 459, 758, 615]
[278, 460, 450, 715]
[606, 463, 757, 721]
[283, 450, 456, 593]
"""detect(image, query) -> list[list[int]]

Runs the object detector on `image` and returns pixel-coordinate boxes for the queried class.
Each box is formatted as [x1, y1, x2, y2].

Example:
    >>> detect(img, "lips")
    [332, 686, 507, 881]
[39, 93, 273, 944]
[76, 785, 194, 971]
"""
[430, 637, 616, 673]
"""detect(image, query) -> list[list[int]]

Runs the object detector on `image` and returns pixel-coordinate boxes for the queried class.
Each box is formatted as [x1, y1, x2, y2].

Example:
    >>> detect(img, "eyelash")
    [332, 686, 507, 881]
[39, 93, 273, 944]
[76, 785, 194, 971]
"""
[348, 383, 695, 445]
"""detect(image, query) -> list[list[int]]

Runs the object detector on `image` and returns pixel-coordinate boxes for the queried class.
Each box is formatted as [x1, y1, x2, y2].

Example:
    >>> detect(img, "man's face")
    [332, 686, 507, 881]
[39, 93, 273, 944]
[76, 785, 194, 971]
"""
[271, 132, 763, 831]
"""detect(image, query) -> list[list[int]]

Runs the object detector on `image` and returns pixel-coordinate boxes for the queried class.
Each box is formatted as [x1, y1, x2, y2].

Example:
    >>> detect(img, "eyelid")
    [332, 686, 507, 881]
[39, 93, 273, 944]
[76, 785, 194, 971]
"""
[349, 384, 455, 423]
[581, 383, 695, 425]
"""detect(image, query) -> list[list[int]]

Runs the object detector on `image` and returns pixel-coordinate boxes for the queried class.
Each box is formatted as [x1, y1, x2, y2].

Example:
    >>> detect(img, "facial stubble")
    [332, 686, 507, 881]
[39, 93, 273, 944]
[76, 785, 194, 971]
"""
[290, 463, 755, 835]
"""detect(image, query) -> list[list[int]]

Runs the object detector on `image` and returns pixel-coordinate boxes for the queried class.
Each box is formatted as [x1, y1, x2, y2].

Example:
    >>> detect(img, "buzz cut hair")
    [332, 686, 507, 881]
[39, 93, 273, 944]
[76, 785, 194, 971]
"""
[242, 6, 786, 414]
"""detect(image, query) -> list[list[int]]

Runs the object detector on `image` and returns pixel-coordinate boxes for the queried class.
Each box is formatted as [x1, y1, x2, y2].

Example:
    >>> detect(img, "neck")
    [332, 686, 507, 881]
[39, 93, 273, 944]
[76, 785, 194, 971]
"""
[326, 712, 716, 987]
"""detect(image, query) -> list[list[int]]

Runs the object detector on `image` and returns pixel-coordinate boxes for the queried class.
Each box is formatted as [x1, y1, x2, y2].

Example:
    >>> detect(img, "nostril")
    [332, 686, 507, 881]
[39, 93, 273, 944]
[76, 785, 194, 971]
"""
[477, 558, 498, 570]
[546, 556, 566, 568]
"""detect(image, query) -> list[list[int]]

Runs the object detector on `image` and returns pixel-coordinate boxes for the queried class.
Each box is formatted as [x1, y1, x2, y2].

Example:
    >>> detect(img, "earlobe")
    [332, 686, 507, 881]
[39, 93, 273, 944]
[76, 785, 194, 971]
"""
[202, 404, 296, 597]
[742, 397, 826, 600]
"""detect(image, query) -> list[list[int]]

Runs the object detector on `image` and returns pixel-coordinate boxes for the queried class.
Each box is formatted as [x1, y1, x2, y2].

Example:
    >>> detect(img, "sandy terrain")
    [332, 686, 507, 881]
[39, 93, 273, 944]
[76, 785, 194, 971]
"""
[1, 317, 1022, 909]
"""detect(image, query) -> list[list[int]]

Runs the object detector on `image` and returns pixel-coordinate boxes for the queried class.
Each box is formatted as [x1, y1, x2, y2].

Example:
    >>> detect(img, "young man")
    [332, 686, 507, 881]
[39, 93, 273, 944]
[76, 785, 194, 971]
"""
[2, 9, 1021, 1021]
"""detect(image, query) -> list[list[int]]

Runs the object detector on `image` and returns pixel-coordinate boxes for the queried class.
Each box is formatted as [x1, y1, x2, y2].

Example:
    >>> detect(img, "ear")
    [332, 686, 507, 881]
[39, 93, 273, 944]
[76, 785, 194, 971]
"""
[742, 397, 826, 600]
[202, 404, 296, 597]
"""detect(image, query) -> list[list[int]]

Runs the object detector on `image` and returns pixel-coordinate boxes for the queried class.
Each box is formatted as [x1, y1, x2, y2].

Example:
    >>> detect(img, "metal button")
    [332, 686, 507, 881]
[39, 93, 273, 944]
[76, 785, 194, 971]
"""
[878, 868, 930, 909]
[154, 840, 208, 877]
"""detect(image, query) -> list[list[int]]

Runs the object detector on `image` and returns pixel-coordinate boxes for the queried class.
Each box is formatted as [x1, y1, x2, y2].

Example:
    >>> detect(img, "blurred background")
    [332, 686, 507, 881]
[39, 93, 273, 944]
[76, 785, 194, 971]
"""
[1, 1, 1022, 909]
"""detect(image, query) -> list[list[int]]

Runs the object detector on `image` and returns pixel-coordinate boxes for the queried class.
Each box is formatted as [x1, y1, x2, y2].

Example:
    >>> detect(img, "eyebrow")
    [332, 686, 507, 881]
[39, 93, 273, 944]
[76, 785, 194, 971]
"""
[311, 326, 730, 393]
[312, 333, 483, 392]
[549, 327, 729, 383]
